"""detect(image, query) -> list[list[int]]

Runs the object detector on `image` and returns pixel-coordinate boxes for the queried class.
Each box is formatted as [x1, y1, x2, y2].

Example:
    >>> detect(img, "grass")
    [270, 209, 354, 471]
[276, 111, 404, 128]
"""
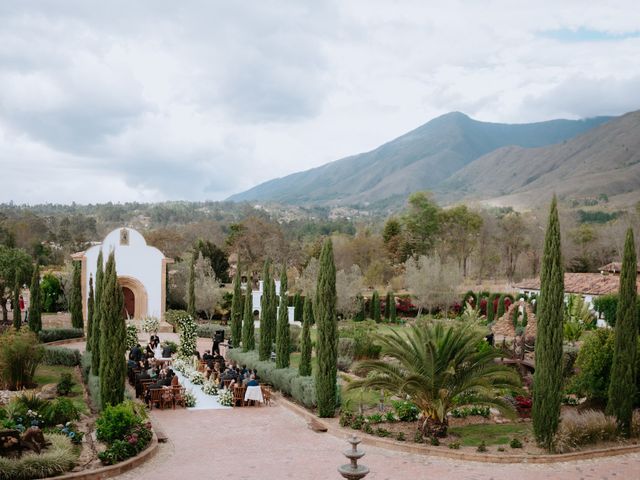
[34, 364, 89, 415]
[448, 423, 531, 447]
[339, 385, 389, 413]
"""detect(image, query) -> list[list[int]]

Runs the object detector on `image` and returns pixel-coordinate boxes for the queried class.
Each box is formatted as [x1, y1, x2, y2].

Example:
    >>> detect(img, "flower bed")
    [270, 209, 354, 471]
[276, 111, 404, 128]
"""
[0, 433, 79, 480]
[96, 401, 153, 465]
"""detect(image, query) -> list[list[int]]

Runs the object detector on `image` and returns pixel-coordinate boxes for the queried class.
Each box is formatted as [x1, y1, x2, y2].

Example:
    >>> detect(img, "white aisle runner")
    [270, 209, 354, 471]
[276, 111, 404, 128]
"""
[174, 370, 231, 411]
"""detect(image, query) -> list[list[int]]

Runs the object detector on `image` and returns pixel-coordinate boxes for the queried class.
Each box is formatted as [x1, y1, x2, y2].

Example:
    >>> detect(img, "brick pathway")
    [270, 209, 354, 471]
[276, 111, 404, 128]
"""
[115, 403, 640, 480]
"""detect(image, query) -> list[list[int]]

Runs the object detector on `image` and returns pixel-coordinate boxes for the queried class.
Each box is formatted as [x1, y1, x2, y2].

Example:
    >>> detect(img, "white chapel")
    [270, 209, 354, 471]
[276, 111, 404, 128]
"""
[72, 227, 172, 323]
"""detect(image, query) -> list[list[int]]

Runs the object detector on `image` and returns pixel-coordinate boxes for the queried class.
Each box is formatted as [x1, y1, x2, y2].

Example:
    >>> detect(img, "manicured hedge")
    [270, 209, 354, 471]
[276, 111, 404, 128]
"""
[228, 350, 317, 408]
[196, 323, 230, 339]
[38, 328, 84, 343]
[43, 346, 82, 366]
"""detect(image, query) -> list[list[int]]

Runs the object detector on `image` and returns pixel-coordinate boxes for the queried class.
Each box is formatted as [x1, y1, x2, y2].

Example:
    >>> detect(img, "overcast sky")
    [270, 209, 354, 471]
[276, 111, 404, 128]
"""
[1, 1, 640, 204]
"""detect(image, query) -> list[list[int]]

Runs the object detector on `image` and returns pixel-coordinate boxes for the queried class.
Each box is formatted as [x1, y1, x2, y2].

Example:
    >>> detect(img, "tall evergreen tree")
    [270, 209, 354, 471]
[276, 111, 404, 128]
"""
[293, 292, 303, 323]
[385, 291, 391, 320]
[275, 265, 290, 368]
[388, 291, 397, 323]
[99, 252, 125, 407]
[70, 261, 84, 329]
[532, 196, 564, 451]
[187, 253, 196, 319]
[230, 266, 243, 347]
[28, 264, 42, 333]
[607, 228, 638, 437]
[371, 290, 381, 322]
[259, 260, 272, 360]
[86, 275, 94, 351]
[242, 288, 255, 351]
[496, 294, 506, 319]
[13, 275, 21, 330]
[91, 251, 104, 375]
[315, 238, 337, 417]
[299, 297, 313, 377]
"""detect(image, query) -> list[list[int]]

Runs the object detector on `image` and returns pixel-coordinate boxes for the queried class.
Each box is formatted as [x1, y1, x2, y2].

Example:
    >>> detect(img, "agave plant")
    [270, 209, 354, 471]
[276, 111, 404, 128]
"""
[345, 321, 522, 436]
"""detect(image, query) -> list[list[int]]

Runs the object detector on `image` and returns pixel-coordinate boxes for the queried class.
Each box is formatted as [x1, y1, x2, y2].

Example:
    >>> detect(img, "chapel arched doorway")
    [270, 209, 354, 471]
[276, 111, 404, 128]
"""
[122, 287, 135, 319]
[117, 276, 148, 320]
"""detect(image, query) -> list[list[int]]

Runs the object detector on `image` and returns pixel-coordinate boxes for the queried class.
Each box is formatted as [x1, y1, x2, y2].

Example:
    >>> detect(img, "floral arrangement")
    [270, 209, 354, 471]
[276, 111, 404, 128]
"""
[59, 421, 84, 445]
[202, 381, 218, 396]
[218, 389, 233, 407]
[188, 371, 205, 385]
[176, 314, 197, 359]
[172, 358, 187, 374]
[184, 389, 197, 408]
[141, 316, 160, 334]
[125, 323, 139, 350]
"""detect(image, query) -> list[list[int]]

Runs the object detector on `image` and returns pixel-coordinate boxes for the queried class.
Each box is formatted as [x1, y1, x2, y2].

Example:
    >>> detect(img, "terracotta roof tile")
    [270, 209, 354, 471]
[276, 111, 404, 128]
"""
[515, 273, 640, 296]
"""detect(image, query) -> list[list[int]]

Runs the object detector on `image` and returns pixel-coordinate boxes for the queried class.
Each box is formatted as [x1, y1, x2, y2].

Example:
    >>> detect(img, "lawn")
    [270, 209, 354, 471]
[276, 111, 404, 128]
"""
[447, 423, 531, 446]
[34, 364, 89, 414]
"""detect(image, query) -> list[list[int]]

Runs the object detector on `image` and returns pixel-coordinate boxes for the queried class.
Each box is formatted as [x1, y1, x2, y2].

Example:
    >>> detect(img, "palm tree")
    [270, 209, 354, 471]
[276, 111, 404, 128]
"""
[346, 322, 521, 437]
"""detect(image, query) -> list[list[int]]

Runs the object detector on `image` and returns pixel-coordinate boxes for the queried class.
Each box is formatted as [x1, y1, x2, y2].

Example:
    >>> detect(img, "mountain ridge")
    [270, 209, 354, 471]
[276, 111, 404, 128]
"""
[227, 111, 615, 207]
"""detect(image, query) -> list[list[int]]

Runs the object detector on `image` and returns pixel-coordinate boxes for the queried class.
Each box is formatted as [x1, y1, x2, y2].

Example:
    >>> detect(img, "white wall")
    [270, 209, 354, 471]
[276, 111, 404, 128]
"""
[84, 228, 165, 319]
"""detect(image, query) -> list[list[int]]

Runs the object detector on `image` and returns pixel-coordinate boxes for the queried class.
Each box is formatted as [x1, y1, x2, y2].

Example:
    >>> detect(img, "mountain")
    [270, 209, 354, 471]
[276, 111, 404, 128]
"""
[439, 110, 640, 208]
[228, 112, 612, 206]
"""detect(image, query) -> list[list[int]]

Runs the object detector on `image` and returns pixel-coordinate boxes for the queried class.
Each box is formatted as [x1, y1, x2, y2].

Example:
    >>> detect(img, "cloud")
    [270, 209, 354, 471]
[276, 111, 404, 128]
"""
[0, 1, 639, 204]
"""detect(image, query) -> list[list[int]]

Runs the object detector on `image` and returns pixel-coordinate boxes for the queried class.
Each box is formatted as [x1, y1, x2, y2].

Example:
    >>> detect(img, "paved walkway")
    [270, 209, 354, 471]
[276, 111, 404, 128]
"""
[114, 403, 640, 480]
[60, 337, 640, 479]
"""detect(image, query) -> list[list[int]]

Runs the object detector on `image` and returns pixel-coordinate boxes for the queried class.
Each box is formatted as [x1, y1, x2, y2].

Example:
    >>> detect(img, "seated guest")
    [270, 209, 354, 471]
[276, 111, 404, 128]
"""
[195, 350, 201, 360]
[130, 343, 143, 363]
[247, 374, 259, 387]
[145, 343, 155, 358]
[202, 349, 214, 361]
[252, 369, 260, 381]
[171, 373, 180, 387]
[161, 343, 173, 358]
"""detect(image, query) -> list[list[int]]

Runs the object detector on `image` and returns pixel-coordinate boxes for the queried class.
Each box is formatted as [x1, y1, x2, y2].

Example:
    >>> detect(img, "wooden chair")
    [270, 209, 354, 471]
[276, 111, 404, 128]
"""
[149, 388, 163, 410]
[139, 379, 153, 399]
[161, 388, 174, 410]
[172, 386, 186, 408]
[233, 386, 245, 407]
[261, 386, 272, 406]
[223, 379, 232, 389]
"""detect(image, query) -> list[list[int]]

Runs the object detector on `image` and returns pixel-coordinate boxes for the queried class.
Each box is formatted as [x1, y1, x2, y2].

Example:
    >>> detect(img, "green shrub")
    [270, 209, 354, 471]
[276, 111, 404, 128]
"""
[392, 400, 419, 422]
[414, 430, 423, 443]
[96, 401, 146, 444]
[366, 413, 383, 424]
[477, 441, 487, 452]
[385, 411, 396, 422]
[43, 347, 82, 366]
[510, 438, 523, 449]
[195, 323, 230, 339]
[229, 350, 317, 408]
[554, 410, 619, 453]
[0, 329, 44, 390]
[161, 340, 178, 355]
[351, 415, 364, 430]
[450, 406, 490, 418]
[448, 441, 460, 449]
[43, 398, 80, 426]
[339, 321, 382, 359]
[339, 411, 354, 427]
[0, 433, 78, 480]
[429, 436, 439, 446]
[363, 423, 374, 434]
[38, 328, 84, 343]
[56, 373, 75, 396]
[375, 427, 391, 437]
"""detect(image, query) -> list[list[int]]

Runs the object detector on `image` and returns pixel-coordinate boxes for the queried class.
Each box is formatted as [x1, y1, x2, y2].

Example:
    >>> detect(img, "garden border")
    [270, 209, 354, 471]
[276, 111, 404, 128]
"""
[50, 432, 159, 480]
[44, 337, 86, 346]
[277, 394, 640, 464]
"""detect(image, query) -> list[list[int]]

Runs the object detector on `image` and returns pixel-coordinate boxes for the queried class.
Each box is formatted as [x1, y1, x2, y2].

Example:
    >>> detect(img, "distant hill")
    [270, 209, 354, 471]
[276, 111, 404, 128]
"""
[439, 110, 640, 208]
[227, 112, 612, 206]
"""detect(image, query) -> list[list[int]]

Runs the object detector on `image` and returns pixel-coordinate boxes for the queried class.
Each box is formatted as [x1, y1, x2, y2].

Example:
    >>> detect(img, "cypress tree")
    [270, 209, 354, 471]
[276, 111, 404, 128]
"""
[267, 278, 277, 348]
[388, 291, 396, 323]
[99, 252, 125, 407]
[299, 296, 312, 377]
[496, 294, 506, 320]
[70, 261, 84, 329]
[385, 291, 391, 320]
[293, 292, 303, 323]
[13, 275, 21, 330]
[28, 264, 42, 333]
[86, 276, 94, 351]
[354, 294, 365, 322]
[187, 253, 196, 319]
[242, 288, 255, 351]
[259, 260, 272, 360]
[315, 238, 337, 417]
[230, 266, 243, 347]
[91, 251, 104, 375]
[532, 196, 564, 451]
[607, 228, 637, 436]
[275, 265, 290, 368]
[371, 290, 381, 323]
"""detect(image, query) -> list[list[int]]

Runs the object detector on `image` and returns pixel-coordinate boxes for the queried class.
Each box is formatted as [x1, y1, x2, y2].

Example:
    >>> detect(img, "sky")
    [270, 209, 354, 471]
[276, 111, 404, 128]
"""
[1, 1, 640, 204]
